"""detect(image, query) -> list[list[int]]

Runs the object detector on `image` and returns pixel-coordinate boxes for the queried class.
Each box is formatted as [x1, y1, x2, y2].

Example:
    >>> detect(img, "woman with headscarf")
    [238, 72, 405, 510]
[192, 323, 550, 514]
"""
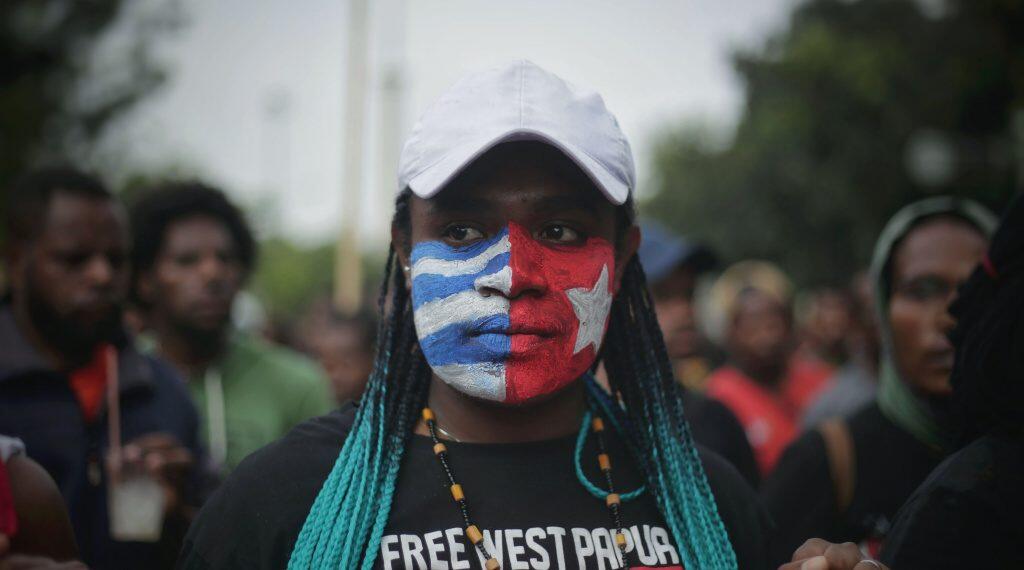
[761, 197, 996, 564]
[879, 193, 1024, 568]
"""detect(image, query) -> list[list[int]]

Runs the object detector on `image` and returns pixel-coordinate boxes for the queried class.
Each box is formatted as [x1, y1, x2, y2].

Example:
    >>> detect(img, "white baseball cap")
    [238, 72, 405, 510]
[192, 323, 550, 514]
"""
[398, 60, 636, 205]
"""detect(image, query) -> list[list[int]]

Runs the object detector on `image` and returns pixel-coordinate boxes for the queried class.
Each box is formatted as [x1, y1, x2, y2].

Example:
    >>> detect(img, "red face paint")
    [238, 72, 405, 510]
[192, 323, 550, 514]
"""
[504, 222, 615, 403]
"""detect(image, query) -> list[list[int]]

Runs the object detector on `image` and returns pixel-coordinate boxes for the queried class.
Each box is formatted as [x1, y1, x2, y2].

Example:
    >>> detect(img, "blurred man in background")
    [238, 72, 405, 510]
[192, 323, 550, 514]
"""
[304, 306, 376, 406]
[639, 220, 760, 486]
[704, 261, 833, 476]
[796, 288, 854, 368]
[762, 197, 995, 564]
[639, 220, 722, 390]
[801, 272, 881, 428]
[130, 182, 331, 476]
[0, 168, 201, 569]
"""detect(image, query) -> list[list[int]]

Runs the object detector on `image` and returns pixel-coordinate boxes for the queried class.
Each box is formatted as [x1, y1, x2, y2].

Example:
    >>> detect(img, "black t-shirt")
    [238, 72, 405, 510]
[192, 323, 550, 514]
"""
[880, 433, 1024, 569]
[759, 402, 944, 565]
[681, 389, 760, 489]
[180, 405, 772, 569]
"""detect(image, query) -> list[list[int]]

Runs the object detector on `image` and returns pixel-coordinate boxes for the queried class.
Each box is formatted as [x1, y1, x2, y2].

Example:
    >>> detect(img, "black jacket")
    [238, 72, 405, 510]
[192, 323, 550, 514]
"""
[0, 305, 202, 569]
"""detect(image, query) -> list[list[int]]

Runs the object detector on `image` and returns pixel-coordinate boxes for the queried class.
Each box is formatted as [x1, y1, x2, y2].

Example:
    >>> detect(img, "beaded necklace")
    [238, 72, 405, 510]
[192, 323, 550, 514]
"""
[422, 405, 645, 570]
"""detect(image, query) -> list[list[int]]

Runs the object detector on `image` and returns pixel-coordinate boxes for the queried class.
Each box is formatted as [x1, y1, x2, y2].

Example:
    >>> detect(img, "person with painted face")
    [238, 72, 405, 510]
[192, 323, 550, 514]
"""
[761, 197, 995, 565]
[180, 61, 773, 570]
[0, 167, 202, 570]
[130, 183, 332, 475]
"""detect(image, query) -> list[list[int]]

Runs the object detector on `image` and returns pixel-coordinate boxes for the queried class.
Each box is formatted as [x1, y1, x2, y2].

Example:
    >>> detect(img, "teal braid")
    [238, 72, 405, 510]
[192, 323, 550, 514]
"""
[601, 257, 738, 569]
[288, 246, 432, 569]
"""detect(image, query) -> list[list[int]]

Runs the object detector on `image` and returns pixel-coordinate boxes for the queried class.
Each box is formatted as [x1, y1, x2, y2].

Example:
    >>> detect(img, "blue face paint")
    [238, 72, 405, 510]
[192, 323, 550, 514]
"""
[411, 228, 513, 401]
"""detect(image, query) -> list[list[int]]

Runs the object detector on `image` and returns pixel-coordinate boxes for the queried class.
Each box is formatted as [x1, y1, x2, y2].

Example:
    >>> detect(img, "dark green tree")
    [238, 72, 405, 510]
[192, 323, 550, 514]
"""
[1, 0, 179, 229]
[645, 0, 1023, 285]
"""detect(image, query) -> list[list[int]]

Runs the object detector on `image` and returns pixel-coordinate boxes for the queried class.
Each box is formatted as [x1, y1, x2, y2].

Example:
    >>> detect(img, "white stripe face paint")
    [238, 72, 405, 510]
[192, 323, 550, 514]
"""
[431, 363, 506, 401]
[473, 266, 512, 295]
[411, 234, 510, 277]
[413, 290, 509, 339]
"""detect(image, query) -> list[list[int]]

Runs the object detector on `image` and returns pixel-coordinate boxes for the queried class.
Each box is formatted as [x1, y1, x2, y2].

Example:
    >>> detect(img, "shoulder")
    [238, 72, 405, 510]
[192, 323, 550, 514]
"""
[881, 435, 1024, 567]
[760, 428, 830, 507]
[230, 334, 327, 386]
[696, 445, 774, 569]
[181, 405, 357, 569]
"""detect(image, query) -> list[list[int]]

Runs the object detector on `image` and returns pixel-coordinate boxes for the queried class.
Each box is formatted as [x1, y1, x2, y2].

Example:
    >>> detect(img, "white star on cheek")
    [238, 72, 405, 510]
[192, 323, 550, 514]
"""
[566, 264, 613, 355]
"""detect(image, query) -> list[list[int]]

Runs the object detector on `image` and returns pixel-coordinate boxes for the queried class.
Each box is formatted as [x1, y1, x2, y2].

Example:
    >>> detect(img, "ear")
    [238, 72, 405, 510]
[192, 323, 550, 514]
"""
[391, 223, 413, 290]
[612, 225, 641, 294]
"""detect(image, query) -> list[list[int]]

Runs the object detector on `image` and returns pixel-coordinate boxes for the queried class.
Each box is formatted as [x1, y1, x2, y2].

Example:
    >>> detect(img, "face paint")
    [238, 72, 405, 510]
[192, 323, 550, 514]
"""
[411, 222, 615, 404]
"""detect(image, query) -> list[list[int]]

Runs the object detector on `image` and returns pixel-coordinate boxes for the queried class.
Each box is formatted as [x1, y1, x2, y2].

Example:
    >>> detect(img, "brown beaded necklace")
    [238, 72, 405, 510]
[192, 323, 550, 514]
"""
[422, 406, 635, 570]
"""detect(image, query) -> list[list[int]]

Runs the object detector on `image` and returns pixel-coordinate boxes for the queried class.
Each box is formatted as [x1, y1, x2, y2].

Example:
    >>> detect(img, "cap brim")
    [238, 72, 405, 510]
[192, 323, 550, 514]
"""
[407, 129, 630, 205]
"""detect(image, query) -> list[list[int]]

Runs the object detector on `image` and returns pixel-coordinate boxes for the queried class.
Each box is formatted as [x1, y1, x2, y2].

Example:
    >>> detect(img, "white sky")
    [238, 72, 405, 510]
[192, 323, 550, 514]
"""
[107, 0, 798, 247]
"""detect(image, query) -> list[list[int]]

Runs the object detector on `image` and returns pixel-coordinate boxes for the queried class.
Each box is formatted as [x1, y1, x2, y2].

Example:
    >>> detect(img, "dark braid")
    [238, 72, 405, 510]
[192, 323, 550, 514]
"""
[949, 194, 1024, 443]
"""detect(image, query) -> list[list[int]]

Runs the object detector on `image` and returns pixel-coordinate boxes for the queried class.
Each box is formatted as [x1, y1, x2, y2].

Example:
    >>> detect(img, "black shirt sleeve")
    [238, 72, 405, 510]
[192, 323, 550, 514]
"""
[178, 408, 354, 570]
[759, 429, 838, 566]
[698, 446, 774, 570]
[685, 389, 761, 488]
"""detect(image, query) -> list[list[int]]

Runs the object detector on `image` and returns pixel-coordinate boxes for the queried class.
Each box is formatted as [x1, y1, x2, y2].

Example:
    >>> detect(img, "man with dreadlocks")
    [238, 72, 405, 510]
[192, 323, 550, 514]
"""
[180, 61, 775, 570]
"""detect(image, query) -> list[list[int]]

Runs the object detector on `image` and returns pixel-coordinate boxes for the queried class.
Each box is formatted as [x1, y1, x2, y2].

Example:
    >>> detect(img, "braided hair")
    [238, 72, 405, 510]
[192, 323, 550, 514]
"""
[948, 194, 1024, 443]
[288, 190, 737, 569]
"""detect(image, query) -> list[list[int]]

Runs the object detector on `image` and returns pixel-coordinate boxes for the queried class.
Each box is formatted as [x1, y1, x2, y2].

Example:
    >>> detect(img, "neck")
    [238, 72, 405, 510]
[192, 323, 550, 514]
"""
[421, 376, 587, 443]
[151, 316, 228, 378]
[735, 358, 786, 388]
[12, 299, 90, 370]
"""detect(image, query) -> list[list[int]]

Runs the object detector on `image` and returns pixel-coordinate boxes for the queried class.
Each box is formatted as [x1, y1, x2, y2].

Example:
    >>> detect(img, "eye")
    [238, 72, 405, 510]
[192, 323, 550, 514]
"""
[173, 252, 201, 267]
[538, 224, 581, 243]
[442, 224, 485, 243]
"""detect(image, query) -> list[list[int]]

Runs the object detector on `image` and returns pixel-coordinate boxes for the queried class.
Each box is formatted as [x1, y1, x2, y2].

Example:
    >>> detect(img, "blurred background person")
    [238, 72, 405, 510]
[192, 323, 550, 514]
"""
[802, 272, 882, 428]
[640, 220, 722, 390]
[796, 288, 854, 368]
[130, 182, 331, 476]
[0, 168, 201, 570]
[704, 261, 833, 477]
[762, 197, 996, 564]
[639, 220, 760, 487]
[301, 304, 376, 406]
[880, 194, 1024, 568]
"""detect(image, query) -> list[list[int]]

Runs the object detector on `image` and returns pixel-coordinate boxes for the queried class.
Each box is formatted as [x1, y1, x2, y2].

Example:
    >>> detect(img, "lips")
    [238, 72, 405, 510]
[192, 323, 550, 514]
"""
[925, 349, 955, 371]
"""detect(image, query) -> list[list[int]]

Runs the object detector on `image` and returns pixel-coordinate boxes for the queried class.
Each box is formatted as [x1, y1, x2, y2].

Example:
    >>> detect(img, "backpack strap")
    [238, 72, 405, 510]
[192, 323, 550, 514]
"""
[818, 419, 855, 513]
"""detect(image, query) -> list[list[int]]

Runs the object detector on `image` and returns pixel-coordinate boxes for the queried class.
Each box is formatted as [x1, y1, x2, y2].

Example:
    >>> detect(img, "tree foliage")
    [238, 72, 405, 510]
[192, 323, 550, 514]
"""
[645, 0, 1023, 286]
[1, 0, 178, 229]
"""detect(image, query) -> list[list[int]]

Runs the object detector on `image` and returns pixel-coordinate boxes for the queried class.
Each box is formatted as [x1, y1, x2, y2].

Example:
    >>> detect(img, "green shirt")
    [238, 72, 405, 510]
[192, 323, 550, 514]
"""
[188, 333, 332, 472]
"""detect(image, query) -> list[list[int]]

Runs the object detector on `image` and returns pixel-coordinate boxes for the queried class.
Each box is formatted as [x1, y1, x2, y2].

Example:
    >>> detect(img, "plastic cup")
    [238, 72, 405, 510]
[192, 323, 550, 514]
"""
[108, 474, 165, 542]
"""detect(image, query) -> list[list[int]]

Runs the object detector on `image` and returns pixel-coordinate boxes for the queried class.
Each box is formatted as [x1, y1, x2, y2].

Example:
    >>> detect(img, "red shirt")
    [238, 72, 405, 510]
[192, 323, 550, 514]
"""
[68, 344, 112, 424]
[706, 357, 832, 476]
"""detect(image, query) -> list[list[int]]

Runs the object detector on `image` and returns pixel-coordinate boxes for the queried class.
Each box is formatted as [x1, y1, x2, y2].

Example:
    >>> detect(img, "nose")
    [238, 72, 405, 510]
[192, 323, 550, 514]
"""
[84, 255, 115, 288]
[197, 254, 228, 283]
[504, 224, 548, 299]
[474, 265, 512, 296]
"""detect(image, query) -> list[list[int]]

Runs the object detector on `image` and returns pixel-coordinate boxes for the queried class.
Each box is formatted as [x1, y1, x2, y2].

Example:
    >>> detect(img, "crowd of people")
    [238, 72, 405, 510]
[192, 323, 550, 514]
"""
[0, 61, 1021, 569]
